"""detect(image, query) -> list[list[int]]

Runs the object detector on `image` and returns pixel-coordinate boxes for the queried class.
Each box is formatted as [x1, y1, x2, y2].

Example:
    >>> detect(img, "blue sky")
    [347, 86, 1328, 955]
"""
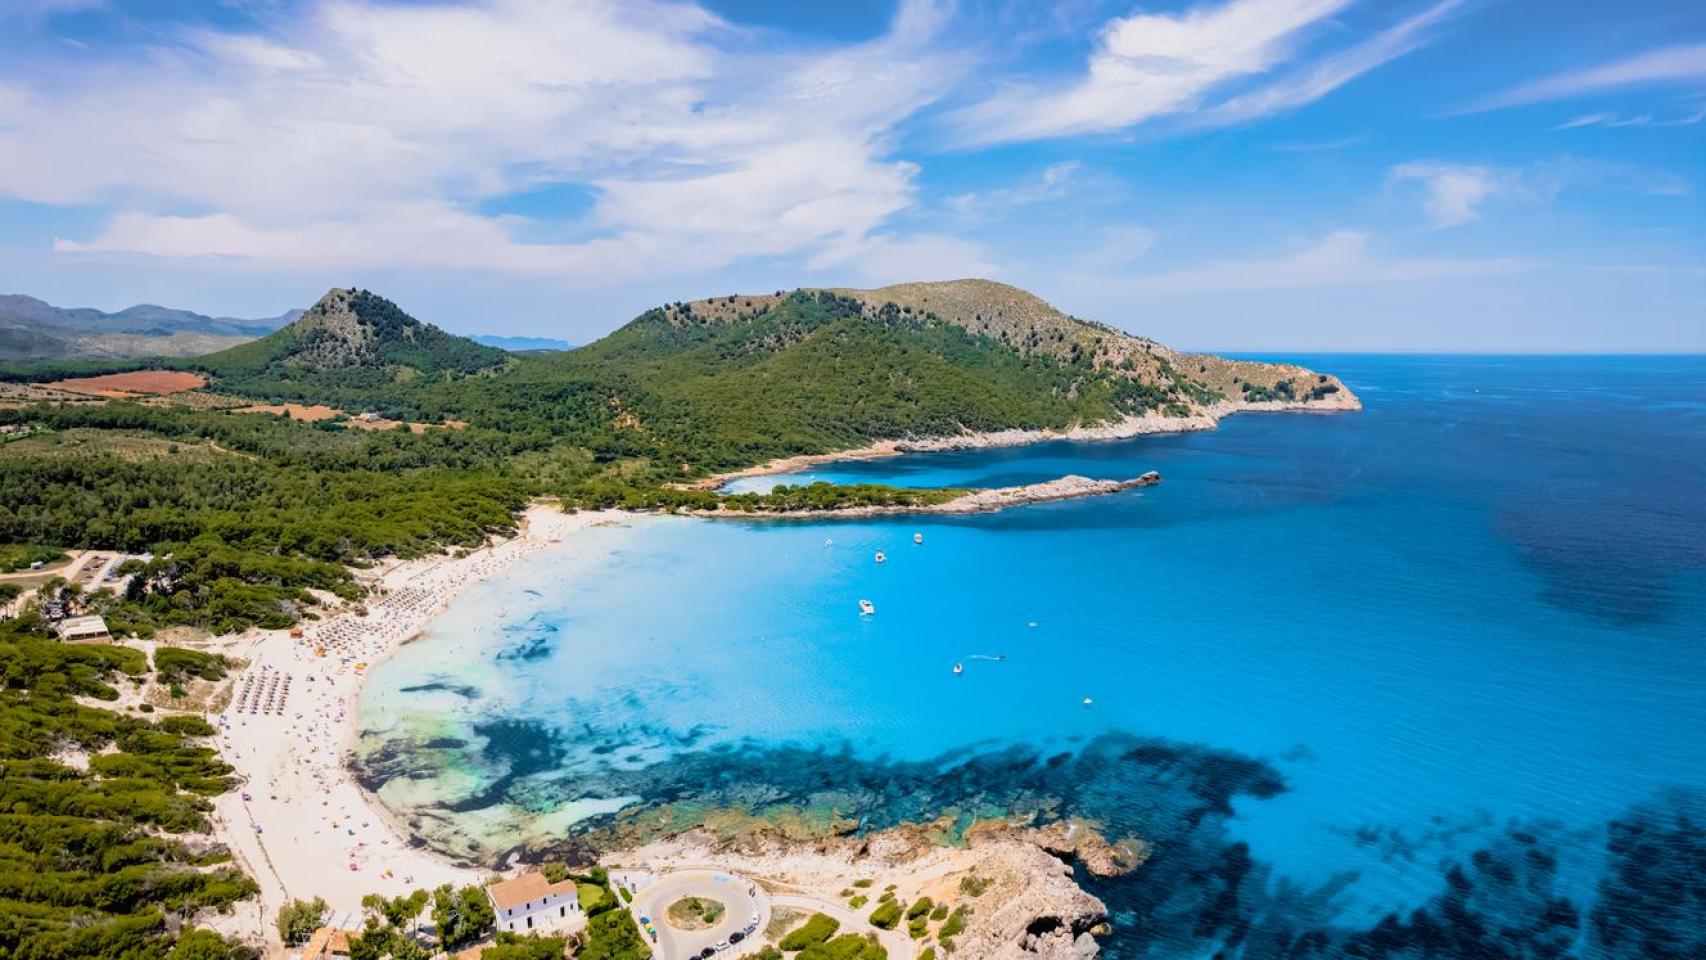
[0, 0, 1701, 351]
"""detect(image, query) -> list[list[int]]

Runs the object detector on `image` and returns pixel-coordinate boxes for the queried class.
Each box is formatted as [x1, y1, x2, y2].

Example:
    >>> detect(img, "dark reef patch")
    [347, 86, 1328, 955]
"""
[398, 679, 482, 699]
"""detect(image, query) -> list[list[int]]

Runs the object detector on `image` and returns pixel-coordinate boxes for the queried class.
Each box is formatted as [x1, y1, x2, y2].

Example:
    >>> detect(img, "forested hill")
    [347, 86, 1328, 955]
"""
[194, 287, 507, 396]
[488, 281, 1357, 473]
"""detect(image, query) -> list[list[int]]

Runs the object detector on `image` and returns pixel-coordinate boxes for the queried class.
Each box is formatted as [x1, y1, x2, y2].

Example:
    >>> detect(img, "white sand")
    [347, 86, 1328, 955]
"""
[202, 505, 624, 946]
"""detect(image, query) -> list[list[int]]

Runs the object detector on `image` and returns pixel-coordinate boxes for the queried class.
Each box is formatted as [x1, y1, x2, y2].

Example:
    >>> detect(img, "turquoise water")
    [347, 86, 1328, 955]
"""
[360, 356, 1706, 956]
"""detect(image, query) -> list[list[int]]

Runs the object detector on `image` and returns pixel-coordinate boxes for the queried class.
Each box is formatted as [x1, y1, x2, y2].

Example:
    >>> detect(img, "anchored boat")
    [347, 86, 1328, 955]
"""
[859, 599, 875, 616]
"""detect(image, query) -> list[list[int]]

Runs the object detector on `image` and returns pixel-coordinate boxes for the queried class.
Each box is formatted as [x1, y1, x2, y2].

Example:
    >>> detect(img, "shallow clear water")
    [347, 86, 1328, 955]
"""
[360, 355, 1706, 955]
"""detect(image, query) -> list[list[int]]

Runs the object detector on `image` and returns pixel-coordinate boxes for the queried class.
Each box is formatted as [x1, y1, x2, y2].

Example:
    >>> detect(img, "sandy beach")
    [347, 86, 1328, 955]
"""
[201, 505, 625, 948]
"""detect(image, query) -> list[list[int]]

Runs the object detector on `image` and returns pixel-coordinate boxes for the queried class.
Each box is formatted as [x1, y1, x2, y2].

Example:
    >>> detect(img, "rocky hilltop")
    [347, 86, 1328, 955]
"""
[656, 278, 1358, 425]
[193, 288, 507, 393]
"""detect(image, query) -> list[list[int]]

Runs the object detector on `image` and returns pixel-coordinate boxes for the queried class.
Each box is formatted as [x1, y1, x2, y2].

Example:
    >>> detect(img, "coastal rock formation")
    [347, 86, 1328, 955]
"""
[967, 818, 1150, 879]
[933, 472, 1160, 514]
[603, 824, 1111, 959]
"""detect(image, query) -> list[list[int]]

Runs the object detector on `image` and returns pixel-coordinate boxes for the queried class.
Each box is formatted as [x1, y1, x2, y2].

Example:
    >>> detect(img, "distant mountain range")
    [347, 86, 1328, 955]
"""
[0, 293, 572, 362]
[0, 294, 300, 360]
[471, 335, 572, 352]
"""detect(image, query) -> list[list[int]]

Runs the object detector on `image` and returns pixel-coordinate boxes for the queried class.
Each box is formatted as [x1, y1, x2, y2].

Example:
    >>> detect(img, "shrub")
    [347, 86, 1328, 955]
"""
[868, 900, 902, 930]
[277, 897, 328, 945]
[939, 906, 968, 939]
[779, 913, 840, 950]
[906, 898, 933, 920]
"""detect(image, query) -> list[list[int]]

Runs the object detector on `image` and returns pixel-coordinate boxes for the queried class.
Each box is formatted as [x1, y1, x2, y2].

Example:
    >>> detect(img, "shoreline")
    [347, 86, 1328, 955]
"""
[201, 505, 628, 951]
[698, 395, 1360, 490]
[698, 472, 1163, 519]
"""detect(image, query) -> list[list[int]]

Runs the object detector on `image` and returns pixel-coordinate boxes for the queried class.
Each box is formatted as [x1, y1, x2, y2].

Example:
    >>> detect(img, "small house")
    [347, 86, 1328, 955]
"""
[487, 871, 586, 934]
[56, 615, 111, 644]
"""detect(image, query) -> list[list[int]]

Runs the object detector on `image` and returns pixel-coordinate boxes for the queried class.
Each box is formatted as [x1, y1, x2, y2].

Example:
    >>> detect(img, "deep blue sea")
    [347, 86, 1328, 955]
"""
[359, 355, 1706, 958]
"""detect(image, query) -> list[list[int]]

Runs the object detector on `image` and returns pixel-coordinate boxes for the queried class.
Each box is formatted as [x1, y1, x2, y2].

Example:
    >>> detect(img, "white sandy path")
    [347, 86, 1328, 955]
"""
[202, 505, 625, 950]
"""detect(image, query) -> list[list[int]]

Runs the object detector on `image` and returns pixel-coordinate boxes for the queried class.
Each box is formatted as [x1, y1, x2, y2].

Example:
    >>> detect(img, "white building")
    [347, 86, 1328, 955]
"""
[487, 871, 587, 935]
[56, 615, 111, 644]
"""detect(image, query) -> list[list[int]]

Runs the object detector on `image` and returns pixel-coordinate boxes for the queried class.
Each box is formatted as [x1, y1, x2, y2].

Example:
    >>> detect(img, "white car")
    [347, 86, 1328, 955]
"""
[713, 939, 729, 952]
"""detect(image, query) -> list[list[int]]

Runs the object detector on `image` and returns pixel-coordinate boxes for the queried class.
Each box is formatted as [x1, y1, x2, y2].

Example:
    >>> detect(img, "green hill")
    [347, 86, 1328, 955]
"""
[485, 280, 1356, 473]
[194, 287, 506, 399]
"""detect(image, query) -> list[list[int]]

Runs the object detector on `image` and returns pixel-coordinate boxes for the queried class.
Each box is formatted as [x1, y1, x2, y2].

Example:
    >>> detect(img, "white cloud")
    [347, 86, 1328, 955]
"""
[1087, 224, 1160, 267]
[946, 162, 1084, 221]
[1111, 229, 1527, 294]
[1555, 105, 1706, 130]
[943, 0, 1462, 146]
[1460, 42, 1706, 113]
[1383, 157, 1692, 228]
[7, 0, 978, 281]
[1202, 0, 1466, 126]
[1388, 161, 1501, 227]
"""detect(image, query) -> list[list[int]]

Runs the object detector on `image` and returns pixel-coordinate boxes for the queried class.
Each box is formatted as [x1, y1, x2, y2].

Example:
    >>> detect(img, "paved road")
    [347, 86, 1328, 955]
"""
[630, 870, 769, 960]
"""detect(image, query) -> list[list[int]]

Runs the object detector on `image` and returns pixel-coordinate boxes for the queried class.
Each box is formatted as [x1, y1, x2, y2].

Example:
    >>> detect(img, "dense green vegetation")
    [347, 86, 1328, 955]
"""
[431, 884, 495, 950]
[796, 934, 886, 960]
[0, 623, 257, 960]
[0, 544, 63, 573]
[276, 897, 327, 946]
[195, 289, 506, 403]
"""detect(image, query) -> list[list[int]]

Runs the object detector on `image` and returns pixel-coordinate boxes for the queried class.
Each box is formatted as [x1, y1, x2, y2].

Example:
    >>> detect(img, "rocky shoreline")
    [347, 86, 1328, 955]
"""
[699, 471, 1162, 519]
[698, 393, 1361, 491]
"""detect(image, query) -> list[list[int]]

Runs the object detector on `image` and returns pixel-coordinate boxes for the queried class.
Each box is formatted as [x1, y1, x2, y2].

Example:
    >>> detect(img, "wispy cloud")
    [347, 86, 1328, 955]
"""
[943, 0, 1462, 147]
[1388, 161, 1501, 227]
[1113, 229, 1528, 293]
[1200, 0, 1467, 127]
[946, 162, 1084, 222]
[1458, 42, 1706, 113]
[10, 0, 977, 280]
[1384, 156, 1692, 228]
[1265, 131, 1369, 152]
[1555, 104, 1706, 130]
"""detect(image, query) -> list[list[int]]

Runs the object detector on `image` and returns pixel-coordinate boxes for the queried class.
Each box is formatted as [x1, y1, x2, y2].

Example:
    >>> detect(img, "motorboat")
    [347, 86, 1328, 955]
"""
[1081, 697, 1094, 706]
[913, 532, 924, 544]
[859, 599, 875, 616]
[953, 662, 964, 675]
[875, 551, 886, 563]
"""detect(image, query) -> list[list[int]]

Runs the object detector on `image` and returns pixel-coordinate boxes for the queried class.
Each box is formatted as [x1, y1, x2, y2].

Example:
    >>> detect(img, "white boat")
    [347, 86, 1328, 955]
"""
[875, 551, 886, 563]
[859, 599, 875, 616]
[1081, 697, 1094, 706]
[913, 532, 924, 544]
[953, 662, 964, 675]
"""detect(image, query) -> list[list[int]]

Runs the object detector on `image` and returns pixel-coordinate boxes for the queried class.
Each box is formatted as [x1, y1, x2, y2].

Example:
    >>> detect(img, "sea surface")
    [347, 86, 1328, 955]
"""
[358, 355, 1706, 958]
